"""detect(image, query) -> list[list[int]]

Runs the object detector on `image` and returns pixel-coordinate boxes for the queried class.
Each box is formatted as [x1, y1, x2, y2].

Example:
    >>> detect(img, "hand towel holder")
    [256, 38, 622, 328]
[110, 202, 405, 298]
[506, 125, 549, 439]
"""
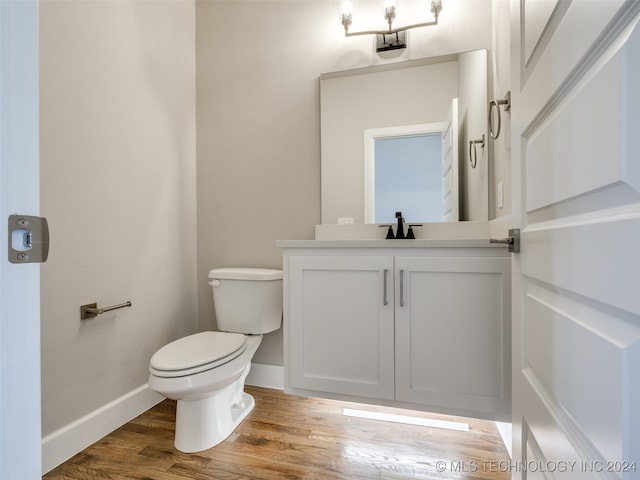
[488, 91, 511, 140]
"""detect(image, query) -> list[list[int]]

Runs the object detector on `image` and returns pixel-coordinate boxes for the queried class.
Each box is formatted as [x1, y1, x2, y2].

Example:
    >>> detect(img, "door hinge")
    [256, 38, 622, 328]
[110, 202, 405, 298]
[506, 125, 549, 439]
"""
[8, 214, 49, 263]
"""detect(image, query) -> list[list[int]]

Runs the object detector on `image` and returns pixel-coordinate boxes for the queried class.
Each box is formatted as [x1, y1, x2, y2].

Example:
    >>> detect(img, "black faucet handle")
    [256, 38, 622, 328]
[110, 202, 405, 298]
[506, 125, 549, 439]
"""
[406, 224, 423, 239]
[379, 224, 395, 239]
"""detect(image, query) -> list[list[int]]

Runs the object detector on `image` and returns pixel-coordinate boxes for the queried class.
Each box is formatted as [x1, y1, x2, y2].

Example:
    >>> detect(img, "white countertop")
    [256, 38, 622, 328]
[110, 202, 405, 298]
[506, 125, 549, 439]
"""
[276, 238, 504, 249]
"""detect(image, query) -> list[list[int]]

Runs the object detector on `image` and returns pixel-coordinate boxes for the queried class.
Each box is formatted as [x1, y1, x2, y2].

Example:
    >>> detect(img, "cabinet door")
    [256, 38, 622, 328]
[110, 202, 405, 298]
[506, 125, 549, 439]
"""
[288, 255, 395, 400]
[394, 256, 511, 421]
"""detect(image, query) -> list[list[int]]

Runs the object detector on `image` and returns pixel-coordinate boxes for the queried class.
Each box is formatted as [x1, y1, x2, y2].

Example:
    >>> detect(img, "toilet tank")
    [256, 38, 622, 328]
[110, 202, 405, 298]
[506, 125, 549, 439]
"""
[208, 267, 283, 334]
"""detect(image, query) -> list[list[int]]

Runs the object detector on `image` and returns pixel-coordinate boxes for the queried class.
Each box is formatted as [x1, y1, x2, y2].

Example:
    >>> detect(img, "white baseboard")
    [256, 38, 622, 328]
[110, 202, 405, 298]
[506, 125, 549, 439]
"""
[41, 365, 506, 476]
[495, 421, 512, 457]
[246, 363, 284, 390]
[41, 384, 164, 475]
[42, 364, 283, 474]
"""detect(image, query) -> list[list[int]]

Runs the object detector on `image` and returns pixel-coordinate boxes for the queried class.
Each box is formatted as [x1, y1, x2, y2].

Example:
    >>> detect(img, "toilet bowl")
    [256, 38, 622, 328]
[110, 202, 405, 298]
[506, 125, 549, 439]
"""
[148, 267, 282, 453]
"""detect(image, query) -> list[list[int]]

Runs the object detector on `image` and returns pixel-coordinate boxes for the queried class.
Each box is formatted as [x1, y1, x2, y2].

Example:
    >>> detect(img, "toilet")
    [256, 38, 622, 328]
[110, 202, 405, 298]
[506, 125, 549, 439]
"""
[148, 267, 283, 453]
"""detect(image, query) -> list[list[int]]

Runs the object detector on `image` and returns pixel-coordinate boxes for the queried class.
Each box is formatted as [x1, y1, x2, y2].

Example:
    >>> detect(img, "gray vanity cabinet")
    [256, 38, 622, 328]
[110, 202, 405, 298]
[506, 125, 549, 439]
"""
[281, 242, 511, 422]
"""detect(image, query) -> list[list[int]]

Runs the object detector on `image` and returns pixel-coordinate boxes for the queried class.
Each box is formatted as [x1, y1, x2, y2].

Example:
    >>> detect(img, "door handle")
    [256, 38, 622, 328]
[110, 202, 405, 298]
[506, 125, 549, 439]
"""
[399, 269, 405, 307]
[8, 214, 49, 263]
[490, 228, 520, 253]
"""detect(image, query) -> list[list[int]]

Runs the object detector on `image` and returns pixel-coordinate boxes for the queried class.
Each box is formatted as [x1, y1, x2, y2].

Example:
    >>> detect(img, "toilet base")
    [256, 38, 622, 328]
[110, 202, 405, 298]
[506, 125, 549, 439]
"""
[174, 365, 255, 453]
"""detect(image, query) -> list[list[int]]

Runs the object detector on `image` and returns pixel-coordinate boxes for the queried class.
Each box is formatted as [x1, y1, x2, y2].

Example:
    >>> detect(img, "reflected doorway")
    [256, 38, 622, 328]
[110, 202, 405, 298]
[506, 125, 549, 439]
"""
[364, 121, 455, 224]
[374, 133, 442, 223]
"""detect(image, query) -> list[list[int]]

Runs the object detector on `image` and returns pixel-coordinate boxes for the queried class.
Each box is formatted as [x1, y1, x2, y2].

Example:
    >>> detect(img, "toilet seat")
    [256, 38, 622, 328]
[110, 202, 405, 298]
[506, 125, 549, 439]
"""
[150, 331, 247, 378]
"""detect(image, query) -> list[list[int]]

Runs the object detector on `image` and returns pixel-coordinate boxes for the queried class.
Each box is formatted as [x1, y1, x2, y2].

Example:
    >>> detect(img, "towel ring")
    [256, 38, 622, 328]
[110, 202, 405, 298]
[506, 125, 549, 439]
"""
[469, 135, 485, 169]
[488, 91, 511, 139]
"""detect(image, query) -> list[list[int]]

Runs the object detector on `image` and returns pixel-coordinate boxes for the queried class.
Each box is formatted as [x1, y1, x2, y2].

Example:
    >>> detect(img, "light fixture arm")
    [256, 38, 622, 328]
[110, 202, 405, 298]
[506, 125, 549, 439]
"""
[341, 0, 442, 37]
[343, 18, 439, 37]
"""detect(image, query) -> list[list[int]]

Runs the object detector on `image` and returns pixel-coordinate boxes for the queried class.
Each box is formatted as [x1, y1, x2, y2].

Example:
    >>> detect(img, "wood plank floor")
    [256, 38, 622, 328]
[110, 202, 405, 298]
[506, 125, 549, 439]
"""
[43, 386, 511, 480]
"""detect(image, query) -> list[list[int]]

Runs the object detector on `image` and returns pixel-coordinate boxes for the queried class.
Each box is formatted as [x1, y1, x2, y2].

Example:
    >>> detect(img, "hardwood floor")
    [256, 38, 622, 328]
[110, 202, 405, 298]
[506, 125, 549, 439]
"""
[43, 386, 511, 480]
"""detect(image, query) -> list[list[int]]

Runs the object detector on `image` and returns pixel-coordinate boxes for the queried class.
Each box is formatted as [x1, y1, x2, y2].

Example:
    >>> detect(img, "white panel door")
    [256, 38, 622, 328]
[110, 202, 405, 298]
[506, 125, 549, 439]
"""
[0, 1, 42, 478]
[511, 1, 640, 478]
[442, 98, 459, 222]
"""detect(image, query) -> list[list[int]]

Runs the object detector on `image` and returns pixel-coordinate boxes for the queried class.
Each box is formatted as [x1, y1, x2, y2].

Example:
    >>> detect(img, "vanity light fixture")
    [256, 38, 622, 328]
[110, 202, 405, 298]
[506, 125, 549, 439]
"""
[340, 0, 443, 52]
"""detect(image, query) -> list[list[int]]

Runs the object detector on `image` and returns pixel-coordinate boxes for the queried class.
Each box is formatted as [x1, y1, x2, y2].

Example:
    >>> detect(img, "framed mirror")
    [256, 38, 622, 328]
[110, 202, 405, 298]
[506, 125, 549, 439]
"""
[320, 49, 488, 224]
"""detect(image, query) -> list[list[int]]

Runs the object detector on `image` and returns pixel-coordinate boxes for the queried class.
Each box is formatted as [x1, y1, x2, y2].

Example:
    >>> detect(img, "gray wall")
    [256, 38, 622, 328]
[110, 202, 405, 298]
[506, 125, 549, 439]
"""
[196, 0, 493, 365]
[40, 0, 197, 437]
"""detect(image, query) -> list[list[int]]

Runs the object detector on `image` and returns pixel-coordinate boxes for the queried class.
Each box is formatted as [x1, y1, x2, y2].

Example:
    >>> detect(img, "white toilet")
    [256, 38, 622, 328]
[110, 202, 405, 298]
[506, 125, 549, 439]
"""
[148, 267, 283, 453]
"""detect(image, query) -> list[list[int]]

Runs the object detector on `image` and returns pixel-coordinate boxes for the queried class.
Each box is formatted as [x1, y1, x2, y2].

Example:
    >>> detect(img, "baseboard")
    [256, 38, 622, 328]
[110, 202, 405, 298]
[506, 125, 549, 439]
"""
[41, 384, 164, 475]
[495, 421, 512, 457]
[42, 364, 282, 474]
[41, 366, 507, 474]
[246, 363, 284, 390]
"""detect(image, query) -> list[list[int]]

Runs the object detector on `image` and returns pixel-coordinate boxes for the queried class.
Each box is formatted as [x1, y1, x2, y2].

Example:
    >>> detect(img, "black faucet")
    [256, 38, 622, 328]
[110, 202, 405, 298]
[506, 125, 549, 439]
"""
[379, 211, 422, 239]
[395, 211, 405, 239]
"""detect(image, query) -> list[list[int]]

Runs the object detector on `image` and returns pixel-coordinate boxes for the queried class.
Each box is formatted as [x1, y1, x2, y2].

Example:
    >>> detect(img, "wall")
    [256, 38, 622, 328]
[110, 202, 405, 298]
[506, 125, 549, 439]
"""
[39, 0, 196, 471]
[490, 0, 512, 219]
[458, 49, 489, 221]
[196, 0, 493, 366]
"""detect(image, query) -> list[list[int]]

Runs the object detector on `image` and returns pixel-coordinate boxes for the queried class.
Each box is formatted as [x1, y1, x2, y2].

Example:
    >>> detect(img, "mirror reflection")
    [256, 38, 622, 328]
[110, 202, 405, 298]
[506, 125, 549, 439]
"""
[374, 133, 442, 223]
[320, 49, 488, 224]
[364, 122, 449, 223]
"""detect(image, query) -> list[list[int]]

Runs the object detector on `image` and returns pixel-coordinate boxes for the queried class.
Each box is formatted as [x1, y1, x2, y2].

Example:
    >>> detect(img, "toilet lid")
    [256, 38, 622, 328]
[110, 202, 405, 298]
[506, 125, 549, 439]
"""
[150, 331, 246, 375]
